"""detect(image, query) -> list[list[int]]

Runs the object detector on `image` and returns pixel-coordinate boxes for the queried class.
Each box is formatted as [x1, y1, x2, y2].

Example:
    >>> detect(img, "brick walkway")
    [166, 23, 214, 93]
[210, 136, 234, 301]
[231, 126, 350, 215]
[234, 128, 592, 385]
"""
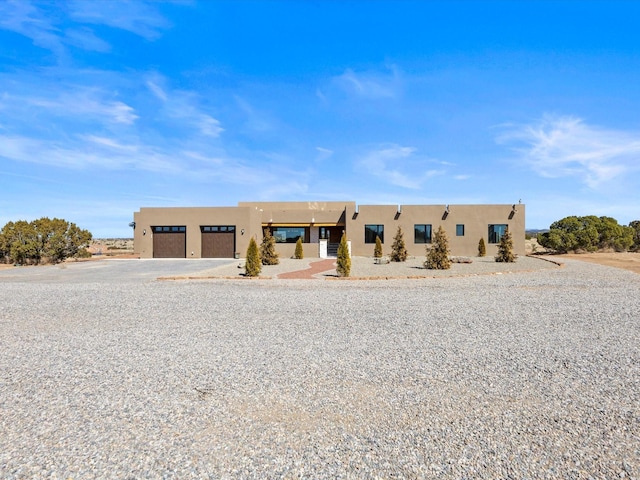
[276, 258, 336, 279]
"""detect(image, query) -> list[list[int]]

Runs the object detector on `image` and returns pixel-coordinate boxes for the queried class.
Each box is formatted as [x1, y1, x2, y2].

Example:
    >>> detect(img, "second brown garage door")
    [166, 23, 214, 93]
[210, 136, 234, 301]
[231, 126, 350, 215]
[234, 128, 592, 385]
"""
[201, 226, 235, 258]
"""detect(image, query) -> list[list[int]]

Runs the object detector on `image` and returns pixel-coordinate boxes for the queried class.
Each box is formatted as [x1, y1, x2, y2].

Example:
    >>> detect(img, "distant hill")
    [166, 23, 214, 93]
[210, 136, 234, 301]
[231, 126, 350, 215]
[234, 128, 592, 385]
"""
[526, 229, 549, 236]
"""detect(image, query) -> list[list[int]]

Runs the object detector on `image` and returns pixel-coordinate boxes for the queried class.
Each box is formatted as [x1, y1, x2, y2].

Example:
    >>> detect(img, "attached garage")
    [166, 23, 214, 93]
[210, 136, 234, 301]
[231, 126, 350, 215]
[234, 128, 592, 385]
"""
[201, 226, 235, 258]
[152, 226, 186, 258]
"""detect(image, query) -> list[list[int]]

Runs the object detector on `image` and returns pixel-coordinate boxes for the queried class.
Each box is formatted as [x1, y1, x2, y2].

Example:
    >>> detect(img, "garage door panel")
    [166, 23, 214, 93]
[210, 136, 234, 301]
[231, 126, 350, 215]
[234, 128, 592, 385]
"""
[202, 231, 235, 258]
[153, 232, 186, 258]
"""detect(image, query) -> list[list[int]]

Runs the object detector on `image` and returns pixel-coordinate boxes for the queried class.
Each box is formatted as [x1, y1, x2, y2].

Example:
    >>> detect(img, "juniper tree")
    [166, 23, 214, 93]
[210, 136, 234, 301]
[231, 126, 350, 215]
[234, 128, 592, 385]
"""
[373, 235, 383, 258]
[294, 236, 304, 259]
[245, 237, 261, 276]
[495, 227, 516, 262]
[478, 237, 486, 257]
[425, 225, 451, 270]
[259, 228, 279, 265]
[336, 232, 351, 277]
[390, 226, 408, 262]
[631, 220, 640, 252]
[0, 217, 91, 265]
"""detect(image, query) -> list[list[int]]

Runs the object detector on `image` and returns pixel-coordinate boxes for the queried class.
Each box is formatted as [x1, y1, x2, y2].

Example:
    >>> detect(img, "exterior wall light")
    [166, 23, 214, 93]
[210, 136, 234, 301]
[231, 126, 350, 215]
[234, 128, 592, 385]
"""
[442, 205, 450, 221]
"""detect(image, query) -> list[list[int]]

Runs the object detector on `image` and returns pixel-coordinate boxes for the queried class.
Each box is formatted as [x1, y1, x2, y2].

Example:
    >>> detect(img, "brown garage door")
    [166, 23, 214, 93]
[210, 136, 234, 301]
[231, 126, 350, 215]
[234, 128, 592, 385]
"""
[201, 226, 235, 258]
[152, 226, 186, 258]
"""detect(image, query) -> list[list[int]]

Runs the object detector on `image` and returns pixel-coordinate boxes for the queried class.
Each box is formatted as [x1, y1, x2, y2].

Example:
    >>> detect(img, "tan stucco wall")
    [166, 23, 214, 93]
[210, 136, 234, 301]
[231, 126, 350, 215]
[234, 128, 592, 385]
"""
[133, 202, 525, 259]
[133, 206, 260, 259]
[239, 201, 354, 225]
[345, 204, 526, 257]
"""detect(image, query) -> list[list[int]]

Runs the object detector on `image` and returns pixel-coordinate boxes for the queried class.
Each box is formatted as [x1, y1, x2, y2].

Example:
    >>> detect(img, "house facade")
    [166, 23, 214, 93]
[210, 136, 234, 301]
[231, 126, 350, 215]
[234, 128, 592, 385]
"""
[132, 201, 525, 259]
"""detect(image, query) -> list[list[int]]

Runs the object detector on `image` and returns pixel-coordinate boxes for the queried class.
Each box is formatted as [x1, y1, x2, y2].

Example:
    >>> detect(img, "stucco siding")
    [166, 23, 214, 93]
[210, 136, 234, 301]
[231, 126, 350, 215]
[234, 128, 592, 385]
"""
[133, 202, 525, 259]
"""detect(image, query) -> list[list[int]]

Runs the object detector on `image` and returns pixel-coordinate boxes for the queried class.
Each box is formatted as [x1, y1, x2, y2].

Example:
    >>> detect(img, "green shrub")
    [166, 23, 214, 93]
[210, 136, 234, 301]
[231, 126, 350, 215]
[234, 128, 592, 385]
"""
[478, 237, 486, 257]
[495, 228, 516, 262]
[390, 226, 408, 262]
[0, 217, 92, 265]
[425, 226, 451, 270]
[294, 237, 304, 259]
[336, 232, 351, 277]
[259, 228, 279, 265]
[630, 220, 640, 252]
[538, 215, 634, 253]
[373, 235, 383, 258]
[245, 237, 261, 277]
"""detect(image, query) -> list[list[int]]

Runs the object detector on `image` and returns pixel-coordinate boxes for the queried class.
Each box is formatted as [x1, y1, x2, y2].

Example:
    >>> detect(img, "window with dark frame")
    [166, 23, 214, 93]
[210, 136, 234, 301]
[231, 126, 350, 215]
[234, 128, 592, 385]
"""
[268, 227, 309, 243]
[201, 226, 236, 233]
[365, 224, 384, 243]
[414, 224, 432, 243]
[152, 226, 186, 233]
[488, 224, 508, 243]
[456, 224, 465, 236]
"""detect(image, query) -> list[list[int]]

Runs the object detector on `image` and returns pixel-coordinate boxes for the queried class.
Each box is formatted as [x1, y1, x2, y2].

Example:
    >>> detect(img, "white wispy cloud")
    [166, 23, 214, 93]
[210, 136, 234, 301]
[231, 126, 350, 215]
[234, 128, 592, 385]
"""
[315, 147, 334, 162]
[0, 0, 65, 57]
[64, 27, 111, 53]
[336, 68, 401, 99]
[17, 88, 139, 125]
[0, 0, 173, 60]
[0, 134, 178, 172]
[177, 147, 311, 194]
[68, 0, 171, 41]
[146, 78, 224, 138]
[0, 128, 309, 194]
[358, 144, 445, 189]
[316, 65, 404, 104]
[234, 95, 274, 133]
[497, 115, 640, 188]
[146, 80, 168, 101]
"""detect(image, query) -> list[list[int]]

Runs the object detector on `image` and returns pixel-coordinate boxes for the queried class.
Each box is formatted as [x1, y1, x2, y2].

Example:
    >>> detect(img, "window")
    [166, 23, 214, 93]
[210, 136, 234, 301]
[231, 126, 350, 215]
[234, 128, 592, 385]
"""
[365, 224, 384, 243]
[456, 224, 465, 236]
[152, 226, 185, 233]
[488, 224, 508, 244]
[414, 224, 432, 243]
[269, 227, 309, 243]
[201, 226, 235, 233]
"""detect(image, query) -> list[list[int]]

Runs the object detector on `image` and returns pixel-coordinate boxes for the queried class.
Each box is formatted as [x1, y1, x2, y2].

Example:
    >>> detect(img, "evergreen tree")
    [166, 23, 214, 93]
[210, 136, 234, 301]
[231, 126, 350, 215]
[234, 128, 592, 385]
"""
[245, 237, 261, 276]
[390, 226, 408, 262]
[425, 225, 451, 270]
[0, 217, 92, 265]
[259, 228, 279, 265]
[336, 232, 351, 277]
[294, 236, 304, 259]
[373, 235, 383, 258]
[478, 237, 486, 257]
[495, 228, 516, 262]
[630, 220, 640, 252]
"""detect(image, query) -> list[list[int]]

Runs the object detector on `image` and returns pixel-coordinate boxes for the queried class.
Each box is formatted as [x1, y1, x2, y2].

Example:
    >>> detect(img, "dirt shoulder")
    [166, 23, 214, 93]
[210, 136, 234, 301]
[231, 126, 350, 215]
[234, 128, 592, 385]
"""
[556, 252, 640, 274]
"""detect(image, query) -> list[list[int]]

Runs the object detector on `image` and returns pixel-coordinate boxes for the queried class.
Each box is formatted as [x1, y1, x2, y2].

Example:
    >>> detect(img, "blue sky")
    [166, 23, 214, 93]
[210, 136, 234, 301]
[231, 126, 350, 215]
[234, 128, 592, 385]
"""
[1, 0, 639, 237]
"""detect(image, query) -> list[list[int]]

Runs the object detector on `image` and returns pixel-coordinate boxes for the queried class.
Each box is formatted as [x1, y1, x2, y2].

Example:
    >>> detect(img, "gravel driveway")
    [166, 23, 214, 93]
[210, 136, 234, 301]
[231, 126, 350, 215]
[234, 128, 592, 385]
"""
[0, 259, 638, 478]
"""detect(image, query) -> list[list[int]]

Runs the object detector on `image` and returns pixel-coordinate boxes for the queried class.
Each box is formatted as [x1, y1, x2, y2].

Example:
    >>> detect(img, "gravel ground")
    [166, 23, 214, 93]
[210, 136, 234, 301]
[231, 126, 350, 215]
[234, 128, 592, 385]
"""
[190, 255, 559, 279]
[0, 259, 638, 478]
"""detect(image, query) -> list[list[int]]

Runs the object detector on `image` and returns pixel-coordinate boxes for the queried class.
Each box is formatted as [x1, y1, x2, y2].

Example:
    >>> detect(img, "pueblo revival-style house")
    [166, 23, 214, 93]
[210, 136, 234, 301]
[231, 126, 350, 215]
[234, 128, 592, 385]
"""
[132, 201, 525, 259]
